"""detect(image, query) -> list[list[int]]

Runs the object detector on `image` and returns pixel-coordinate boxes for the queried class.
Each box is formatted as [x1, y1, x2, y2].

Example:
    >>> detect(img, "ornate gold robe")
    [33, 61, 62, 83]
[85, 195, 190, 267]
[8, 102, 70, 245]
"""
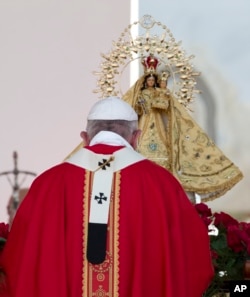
[123, 77, 243, 201]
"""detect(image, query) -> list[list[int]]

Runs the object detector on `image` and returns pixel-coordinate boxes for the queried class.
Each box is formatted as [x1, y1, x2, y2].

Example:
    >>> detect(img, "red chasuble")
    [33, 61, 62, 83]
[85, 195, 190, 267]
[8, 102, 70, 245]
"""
[1, 144, 213, 297]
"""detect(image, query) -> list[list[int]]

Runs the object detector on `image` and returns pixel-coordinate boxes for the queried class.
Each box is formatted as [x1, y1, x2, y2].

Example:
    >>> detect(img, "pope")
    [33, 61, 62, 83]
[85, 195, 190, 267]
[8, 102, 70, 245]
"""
[1, 96, 214, 297]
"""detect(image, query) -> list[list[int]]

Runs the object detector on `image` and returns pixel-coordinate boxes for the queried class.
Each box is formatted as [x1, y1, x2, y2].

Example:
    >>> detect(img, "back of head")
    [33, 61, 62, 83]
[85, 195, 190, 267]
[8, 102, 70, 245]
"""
[86, 96, 138, 140]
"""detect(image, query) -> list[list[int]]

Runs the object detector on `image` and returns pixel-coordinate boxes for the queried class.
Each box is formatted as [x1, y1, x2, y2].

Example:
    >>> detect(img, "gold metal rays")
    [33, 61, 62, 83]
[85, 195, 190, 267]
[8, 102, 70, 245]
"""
[93, 15, 201, 108]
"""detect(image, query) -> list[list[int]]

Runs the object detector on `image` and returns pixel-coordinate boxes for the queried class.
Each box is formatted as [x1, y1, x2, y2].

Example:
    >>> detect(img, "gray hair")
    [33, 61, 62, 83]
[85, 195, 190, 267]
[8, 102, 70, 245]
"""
[86, 120, 138, 141]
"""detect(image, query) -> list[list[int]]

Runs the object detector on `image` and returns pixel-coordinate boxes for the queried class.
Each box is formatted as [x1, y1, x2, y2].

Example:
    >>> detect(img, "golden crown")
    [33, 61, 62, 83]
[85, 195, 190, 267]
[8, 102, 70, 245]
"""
[158, 71, 170, 81]
[141, 54, 159, 74]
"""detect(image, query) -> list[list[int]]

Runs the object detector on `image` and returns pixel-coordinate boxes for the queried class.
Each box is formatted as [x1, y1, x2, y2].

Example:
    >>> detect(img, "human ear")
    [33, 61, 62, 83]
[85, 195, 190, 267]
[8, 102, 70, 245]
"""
[80, 131, 90, 146]
[131, 130, 142, 149]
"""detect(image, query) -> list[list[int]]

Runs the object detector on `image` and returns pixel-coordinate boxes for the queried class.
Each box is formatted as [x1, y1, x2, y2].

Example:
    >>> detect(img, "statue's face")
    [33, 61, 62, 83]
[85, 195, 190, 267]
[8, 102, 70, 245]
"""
[159, 80, 167, 89]
[146, 76, 155, 87]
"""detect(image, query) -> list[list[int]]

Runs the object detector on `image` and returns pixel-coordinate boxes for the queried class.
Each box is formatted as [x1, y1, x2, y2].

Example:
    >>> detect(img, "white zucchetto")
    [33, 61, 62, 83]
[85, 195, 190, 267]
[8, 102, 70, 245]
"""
[87, 96, 138, 121]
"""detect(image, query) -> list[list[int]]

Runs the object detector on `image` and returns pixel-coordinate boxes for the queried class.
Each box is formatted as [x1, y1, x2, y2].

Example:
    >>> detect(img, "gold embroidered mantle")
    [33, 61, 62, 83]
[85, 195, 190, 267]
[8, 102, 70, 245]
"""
[123, 79, 243, 201]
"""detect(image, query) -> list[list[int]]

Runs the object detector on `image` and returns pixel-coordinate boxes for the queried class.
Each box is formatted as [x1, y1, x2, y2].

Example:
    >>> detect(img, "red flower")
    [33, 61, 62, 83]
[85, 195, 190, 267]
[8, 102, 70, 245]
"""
[195, 203, 212, 217]
[227, 225, 245, 253]
[0, 224, 9, 240]
[214, 212, 239, 228]
[240, 222, 250, 237]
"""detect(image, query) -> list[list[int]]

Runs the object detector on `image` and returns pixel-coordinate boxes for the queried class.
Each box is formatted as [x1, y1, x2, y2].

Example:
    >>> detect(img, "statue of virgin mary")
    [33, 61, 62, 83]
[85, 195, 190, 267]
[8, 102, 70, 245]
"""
[122, 53, 243, 201]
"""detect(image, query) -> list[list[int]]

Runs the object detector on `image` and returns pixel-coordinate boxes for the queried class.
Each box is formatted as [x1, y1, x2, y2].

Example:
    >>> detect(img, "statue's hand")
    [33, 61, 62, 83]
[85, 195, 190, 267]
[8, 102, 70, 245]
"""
[137, 98, 148, 114]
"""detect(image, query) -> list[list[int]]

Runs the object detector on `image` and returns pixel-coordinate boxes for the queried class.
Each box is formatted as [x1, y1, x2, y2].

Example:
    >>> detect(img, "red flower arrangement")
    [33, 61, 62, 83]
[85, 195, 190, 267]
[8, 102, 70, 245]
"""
[195, 203, 250, 296]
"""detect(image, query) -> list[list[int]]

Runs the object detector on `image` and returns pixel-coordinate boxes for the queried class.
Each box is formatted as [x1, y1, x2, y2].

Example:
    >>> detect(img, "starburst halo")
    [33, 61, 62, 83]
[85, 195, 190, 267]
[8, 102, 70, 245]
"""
[93, 15, 201, 109]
